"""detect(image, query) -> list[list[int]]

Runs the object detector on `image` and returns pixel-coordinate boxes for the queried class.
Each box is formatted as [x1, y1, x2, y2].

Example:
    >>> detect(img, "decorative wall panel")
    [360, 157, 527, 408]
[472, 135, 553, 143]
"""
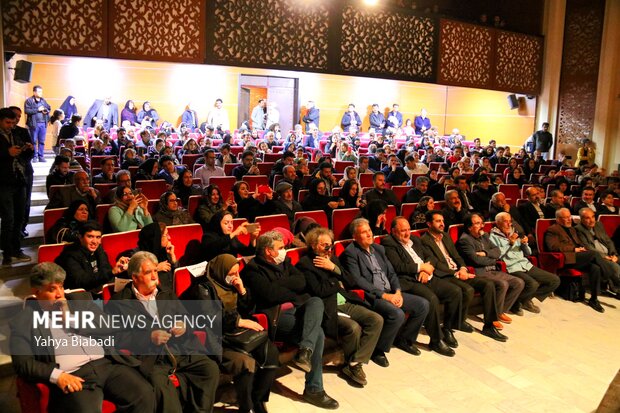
[109, 0, 205, 62]
[494, 31, 542, 95]
[438, 20, 493, 89]
[556, 0, 605, 150]
[2, 0, 106, 56]
[339, 5, 435, 81]
[210, 0, 329, 70]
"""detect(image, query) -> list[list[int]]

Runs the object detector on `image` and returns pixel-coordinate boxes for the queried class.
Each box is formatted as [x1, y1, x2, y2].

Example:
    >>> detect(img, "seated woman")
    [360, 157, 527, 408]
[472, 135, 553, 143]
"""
[46, 199, 90, 244]
[196, 184, 237, 230]
[181, 254, 279, 413]
[135, 222, 177, 291]
[597, 190, 618, 215]
[233, 181, 274, 223]
[338, 166, 358, 187]
[296, 227, 383, 386]
[340, 178, 363, 209]
[506, 167, 528, 186]
[108, 186, 153, 233]
[121, 147, 141, 170]
[409, 196, 435, 230]
[179, 137, 200, 158]
[363, 199, 389, 236]
[173, 169, 202, 207]
[153, 191, 194, 226]
[201, 210, 259, 261]
[133, 158, 159, 184]
[302, 179, 343, 219]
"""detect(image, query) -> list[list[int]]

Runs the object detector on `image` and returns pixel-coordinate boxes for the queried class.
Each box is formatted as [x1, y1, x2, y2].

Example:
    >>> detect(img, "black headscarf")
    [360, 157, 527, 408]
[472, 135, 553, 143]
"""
[58, 96, 77, 123]
[137, 222, 167, 263]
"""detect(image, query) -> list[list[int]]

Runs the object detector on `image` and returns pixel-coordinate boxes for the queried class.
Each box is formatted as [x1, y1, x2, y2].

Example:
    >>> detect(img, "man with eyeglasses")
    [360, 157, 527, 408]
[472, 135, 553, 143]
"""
[194, 149, 224, 188]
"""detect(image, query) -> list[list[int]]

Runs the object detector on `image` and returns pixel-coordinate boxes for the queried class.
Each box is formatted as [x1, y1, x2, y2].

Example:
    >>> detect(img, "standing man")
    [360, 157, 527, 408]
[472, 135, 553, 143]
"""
[302, 100, 320, 132]
[386, 103, 403, 131]
[24, 85, 51, 162]
[181, 103, 198, 131]
[0, 108, 33, 265]
[532, 122, 553, 161]
[10, 106, 34, 237]
[84, 96, 119, 130]
[414, 108, 431, 135]
[207, 98, 230, 132]
[369, 104, 386, 133]
[251, 99, 267, 131]
[341, 104, 362, 132]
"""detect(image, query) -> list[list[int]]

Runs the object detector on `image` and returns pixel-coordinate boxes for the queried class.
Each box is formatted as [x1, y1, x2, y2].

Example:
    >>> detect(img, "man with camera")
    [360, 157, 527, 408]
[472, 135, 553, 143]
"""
[24, 85, 51, 162]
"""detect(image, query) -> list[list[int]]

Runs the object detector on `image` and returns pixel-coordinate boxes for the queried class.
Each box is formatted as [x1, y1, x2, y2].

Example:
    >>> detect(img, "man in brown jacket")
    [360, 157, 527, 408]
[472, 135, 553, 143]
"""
[544, 208, 606, 312]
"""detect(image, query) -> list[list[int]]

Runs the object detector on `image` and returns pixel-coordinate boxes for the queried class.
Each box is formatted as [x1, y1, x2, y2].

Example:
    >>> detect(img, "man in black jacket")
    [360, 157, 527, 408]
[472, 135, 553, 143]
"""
[242, 231, 339, 409]
[404, 176, 430, 203]
[381, 217, 459, 356]
[442, 189, 468, 227]
[363, 171, 402, 210]
[10, 262, 155, 413]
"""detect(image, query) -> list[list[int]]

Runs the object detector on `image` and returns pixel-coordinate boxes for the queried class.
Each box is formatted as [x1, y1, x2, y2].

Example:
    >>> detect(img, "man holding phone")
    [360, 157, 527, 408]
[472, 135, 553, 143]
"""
[232, 151, 261, 181]
[24, 85, 51, 162]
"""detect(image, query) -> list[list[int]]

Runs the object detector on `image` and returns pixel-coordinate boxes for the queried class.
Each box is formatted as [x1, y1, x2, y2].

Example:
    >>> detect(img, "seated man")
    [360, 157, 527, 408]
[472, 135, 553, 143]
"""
[297, 227, 384, 386]
[156, 155, 179, 186]
[341, 218, 430, 365]
[194, 149, 225, 188]
[575, 207, 620, 296]
[46, 155, 75, 195]
[454, 175, 476, 213]
[382, 217, 460, 356]
[544, 189, 570, 218]
[421, 211, 507, 342]
[280, 164, 304, 201]
[10, 262, 155, 413]
[55, 221, 128, 291]
[457, 213, 524, 322]
[470, 175, 496, 218]
[46, 170, 101, 217]
[544, 208, 606, 312]
[381, 155, 409, 186]
[233, 151, 261, 181]
[92, 157, 116, 184]
[272, 181, 303, 230]
[108, 251, 220, 413]
[489, 212, 560, 313]
[442, 189, 468, 227]
[572, 186, 597, 215]
[518, 186, 549, 235]
[363, 171, 402, 210]
[103, 169, 132, 204]
[242, 231, 339, 409]
[404, 176, 430, 204]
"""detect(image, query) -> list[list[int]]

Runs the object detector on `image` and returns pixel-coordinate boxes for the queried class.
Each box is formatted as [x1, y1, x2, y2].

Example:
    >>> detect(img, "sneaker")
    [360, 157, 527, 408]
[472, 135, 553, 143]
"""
[38, 157, 46, 163]
[342, 363, 367, 386]
[12, 251, 32, 263]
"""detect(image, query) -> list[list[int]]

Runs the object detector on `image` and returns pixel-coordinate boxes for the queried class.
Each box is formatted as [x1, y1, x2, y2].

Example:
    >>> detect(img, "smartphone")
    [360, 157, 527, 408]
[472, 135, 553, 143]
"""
[246, 223, 259, 233]
[132, 188, 143, 196]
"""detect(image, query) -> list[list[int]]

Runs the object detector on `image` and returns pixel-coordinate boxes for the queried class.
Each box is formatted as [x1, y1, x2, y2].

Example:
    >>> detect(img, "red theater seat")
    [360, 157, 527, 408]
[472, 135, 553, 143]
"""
[294, 210, 329, 228]
[38, 243, 66, 263]
[598, 214, 620, 237]
[209, 176, 237, 199]
[101, 229, 141, 266]
[255, 214, 290, 235]
[400, 203, 418, 221]
[43, 208, 68, 241]
[332, 208, 361, 240]
[135, 180, 168, 200]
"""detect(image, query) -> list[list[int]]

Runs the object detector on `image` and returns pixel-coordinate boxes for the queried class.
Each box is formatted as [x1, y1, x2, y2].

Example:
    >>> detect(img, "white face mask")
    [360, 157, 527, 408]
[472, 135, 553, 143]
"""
[273, 249, 286, 265]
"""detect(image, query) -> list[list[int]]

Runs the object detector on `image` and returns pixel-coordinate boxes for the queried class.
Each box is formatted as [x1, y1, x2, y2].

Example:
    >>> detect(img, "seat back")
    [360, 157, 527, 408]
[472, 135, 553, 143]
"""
[334, 160, 355, 173]
[223, 163, 239, 176]
[243, 175, 269, 190]
[334, 239, 354, 257]
[209, 176, 237, 200]
[93, 183, 117, 200]
[38, 243, 67, 263]
[95, 203, 114, 231]
[255, 214, 290, 235]
[535, 219, 555, 253]
[168, 223, 203, 263]
[181, 154, 201, 171]
[101, 229, 141, 266]
[135, 179, 168, 200]
[448, 224, 464, 243]
[256, 162, 275, 175]
[332, 208, 362, 240]
[385, 205, 397, 234]
[392, 185, 413, 203]
[174, 266, 192, 297]
[43, 208, 68, 240]
[598, 214, 620, 238]
[286, 247, 307, 266]
[498, 184, 520, 200]
[400, 203, 418, 221]
[359, 173, 374, 188]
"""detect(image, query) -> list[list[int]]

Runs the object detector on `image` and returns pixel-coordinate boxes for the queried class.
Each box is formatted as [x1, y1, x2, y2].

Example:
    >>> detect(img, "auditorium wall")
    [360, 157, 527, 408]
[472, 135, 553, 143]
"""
[6, 54, 536, 148]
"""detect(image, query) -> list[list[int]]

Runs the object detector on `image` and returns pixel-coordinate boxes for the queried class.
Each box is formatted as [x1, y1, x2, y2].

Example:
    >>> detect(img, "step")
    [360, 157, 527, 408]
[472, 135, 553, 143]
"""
[32, 183, 46, 193]
[31, 192, 49, 207]
[27, 205, 45, 225]
[22, 224, 44, 247]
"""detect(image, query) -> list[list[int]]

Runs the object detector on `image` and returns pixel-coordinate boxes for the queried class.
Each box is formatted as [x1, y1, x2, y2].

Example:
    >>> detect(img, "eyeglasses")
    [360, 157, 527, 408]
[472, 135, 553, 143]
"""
[168, 198, 179, 203]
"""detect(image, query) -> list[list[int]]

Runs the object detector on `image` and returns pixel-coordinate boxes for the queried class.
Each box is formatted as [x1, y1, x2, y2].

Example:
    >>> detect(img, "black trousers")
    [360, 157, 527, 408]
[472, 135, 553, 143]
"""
[511, 266, 560, 302]
[566, 251, 603, 300]
[234, 367, 278, 413]
[402, 277, 462, 342]
[48, 358, 155, 413]
[446, 276, 498, 327]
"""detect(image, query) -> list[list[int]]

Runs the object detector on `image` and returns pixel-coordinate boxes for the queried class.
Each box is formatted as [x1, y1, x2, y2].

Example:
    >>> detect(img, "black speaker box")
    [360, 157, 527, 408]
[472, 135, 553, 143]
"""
[14, 60, 32, 83]
[507, 94, 519, 110]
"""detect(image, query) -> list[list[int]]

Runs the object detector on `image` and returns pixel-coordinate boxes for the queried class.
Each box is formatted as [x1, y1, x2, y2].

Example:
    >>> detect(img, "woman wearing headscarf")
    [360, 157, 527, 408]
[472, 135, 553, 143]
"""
[340, 179, 363, 209]
[173, 169, 202, 207]
[201, 210, 259, 261]
[362, 199, 389, 236]
[196, 184, 237, 230]
[410, 196, 435, 230]
[153, 191, 194, 226]
[46, 199, 90, 244]
[58, 96, 77, 125]
[133, 158, 159, 185]
[137, 101, 160, 128]
[182, 254, 279, 413]
[108, 185, 153, 233]
[302, 179, 343, 219]
[233, 181, 274, 223]
[135, 222, 177, 291]
[120, 100, 138, 126]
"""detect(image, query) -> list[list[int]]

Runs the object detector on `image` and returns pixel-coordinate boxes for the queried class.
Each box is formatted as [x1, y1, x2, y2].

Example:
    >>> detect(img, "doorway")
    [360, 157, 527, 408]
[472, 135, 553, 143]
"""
[238, 75, 299, 133]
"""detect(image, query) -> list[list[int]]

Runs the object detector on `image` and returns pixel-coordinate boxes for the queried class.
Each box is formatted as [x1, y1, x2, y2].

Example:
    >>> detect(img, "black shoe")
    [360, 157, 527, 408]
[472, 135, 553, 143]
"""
[458, 321, 474, 333]
[1, 257, 12, 267]
[588, 299, 605, 313]
[510, 303, 524, 316]
[38, 157, 46, 163]
[481, 325, 508, 342]
[253, 401, 269, 413]
[442, 328, 458, 348]
[371, 351, 389, 367]
[303, 390, 339, 410]
[12, 251, 31, 263]
[293, 348, 313, 373]
[31, 157, 38, 163]
[394, 338, 421, 356]
[522, 299, 541, 314]
[342, 363, 367, 386]
[429, 340, 455, 357]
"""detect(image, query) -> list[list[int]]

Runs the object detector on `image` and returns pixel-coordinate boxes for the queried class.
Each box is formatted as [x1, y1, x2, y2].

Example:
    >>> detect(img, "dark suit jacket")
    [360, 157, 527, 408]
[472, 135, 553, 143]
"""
[84, 100, 119, 128]
[46, 186, 101, 217]
[576, 222, 618, 257]
[381, 234, 438, 291]
[364, 188, 401, 210]
[456, 232, 501, 275]
[518, 201, 548, 235]
[420, 232, 466, 278]
[572, 201, 596, 216]
[544, 223, 583, 264]
[340, 241, 400, 302]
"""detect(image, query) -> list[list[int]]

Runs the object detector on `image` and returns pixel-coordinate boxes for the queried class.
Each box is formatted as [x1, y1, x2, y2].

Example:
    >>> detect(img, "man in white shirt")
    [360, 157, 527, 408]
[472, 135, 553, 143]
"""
[206, 98, 230, 132]
[194, 149, 224, 188]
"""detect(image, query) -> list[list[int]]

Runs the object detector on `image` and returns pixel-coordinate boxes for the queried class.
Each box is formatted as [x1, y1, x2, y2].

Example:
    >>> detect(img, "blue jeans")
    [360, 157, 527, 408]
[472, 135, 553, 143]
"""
[276, 297, 325, 392]
[29, 123, 47, 158]
[0, 184, 26, 257]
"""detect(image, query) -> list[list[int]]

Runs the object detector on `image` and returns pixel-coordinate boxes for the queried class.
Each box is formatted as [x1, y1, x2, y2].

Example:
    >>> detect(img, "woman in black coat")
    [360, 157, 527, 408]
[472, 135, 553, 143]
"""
[46, 199, 90, 244]
[233, 181, 274, 223]
[135, 222, 177, 290]
[302, 179, 343, 218]
[201, 210, 258, 261]
[363, 199, 389, 236]
[296, 227, 383, 386]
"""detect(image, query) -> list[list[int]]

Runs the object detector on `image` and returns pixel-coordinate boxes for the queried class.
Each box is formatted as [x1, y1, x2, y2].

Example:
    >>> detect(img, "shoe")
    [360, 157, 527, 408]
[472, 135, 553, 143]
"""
[457, 321, 474, 333]
[442, 328, 458, 348]
[371, 351, 389, 367]
[31, 157, 38, 163]
[429, 340, 455, 357]
[342, 363, 367, 386]
[38, 157, 46, 163]
[588, 299, 605, 313]
[510, 303, 524, 316]
[12, 251, 32, 263]
[481, 325, 508, 342]
[292, 348, 313, 373]
[253, 401, 269, 413]
[20, 229, 29, 237]
[498, 313, 512, 324]
[393, 337, 421, 356]
[303, 390, 339, 410]
[492, 321, 504, 330]
[522, 300, 541, 313]
[1, 257, 13, 267]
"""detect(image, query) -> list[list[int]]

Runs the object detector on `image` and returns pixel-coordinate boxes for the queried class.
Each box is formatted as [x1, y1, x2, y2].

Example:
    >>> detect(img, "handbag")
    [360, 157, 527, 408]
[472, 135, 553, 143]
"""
[223, 328, 268, 354]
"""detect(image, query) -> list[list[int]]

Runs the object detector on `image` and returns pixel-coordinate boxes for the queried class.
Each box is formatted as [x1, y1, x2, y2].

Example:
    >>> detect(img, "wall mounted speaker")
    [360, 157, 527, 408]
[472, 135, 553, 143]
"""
[14, 60, 32, 83]
[507, 94, 519, 110]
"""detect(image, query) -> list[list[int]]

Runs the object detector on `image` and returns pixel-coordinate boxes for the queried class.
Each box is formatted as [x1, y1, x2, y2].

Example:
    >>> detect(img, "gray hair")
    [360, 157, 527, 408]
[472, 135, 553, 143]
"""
[578, 207, 595, 219]
[555, 207, 571, 218]
[491, 192, 505, 203]
[495, 212, 511, 224]
[415, 176, 430, 186]
[256, 230, 283, 257]
[349, 217, 369, 237]
[30, 262, 66, 288]
[445, 189, 458, 199]
[128, 251, 158, 277]
[116, 169, 131, 182]
[305, 227, 334, 248]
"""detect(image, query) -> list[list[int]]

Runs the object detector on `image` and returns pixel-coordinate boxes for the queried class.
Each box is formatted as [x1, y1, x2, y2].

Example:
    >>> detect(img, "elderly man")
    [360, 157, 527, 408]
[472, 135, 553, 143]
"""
[194, 149, 224, 188]
[544, 189, 570, 218]
[363, 171, 402, 210]
[457, 213, 524, 322]
[272, 181, 303, 229]
[576, 208, 620, 296]
[341, 218, 430, 365]
[46, 170, 101, 216]
[103, 169, 132, 203]
[518, 186, 550, 234]
[544, 208, 605, 312]
[442, 189, 468, 227]
[489, 212, 560, 313]
[404, 176, 430, 203]
[10, 262, 155, 413]
[108, 251, 219, 413]
[242, 231, 338, 409]
[382, 217, 460, 356]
